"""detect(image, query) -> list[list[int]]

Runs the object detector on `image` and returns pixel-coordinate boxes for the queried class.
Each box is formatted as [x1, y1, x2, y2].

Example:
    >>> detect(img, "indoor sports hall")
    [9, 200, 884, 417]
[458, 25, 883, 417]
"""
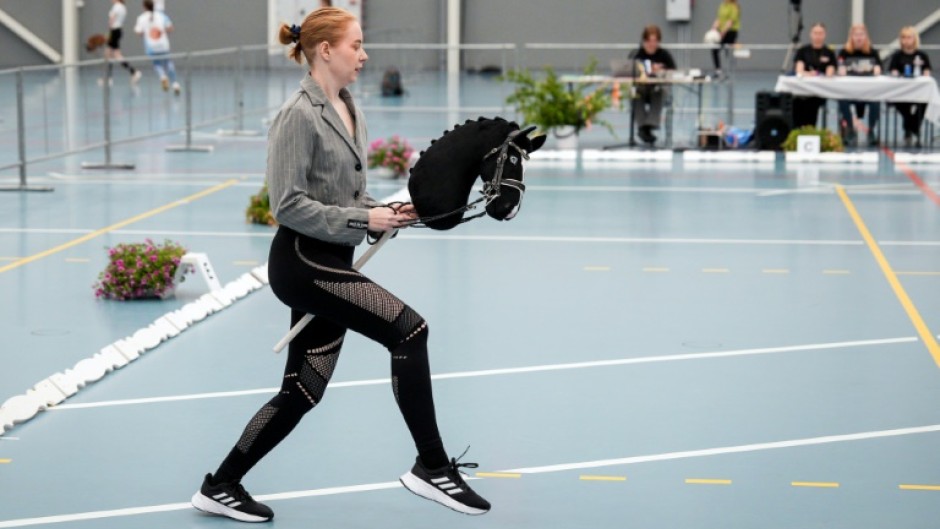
[1, 2, 939, 528]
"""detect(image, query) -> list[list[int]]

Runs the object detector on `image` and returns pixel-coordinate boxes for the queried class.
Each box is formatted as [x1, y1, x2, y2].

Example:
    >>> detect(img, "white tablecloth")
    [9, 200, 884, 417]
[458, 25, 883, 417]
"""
[774, 75, 940, 124]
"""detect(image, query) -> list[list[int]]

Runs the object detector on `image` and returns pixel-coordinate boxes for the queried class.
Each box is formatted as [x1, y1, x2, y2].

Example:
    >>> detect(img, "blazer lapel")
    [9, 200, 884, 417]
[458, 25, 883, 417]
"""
[300, 75, 362, 163]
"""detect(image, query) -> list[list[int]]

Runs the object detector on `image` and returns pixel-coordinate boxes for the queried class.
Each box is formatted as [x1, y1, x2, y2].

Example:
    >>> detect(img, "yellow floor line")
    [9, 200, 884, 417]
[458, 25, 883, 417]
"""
[702, 268, 730, 273]
[583, 266, 611, 272]
[0, 459, 10, 464]
[0, 179, 239, 275]
[580, 475, 627, 482]
[685, 478, 732, 485]
[822, 269, 851, 275]
[642, 267, 670, 273]
[475, 472, 521, 479]
[762, 268, 790, 274]
[836, 186, 940, 368]
[899, 484, 940, 491]
[791, 481, 839, 488]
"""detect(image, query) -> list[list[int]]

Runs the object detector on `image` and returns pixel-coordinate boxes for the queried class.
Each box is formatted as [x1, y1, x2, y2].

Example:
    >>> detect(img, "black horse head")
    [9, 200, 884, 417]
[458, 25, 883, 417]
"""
[407, 117, 546, 230]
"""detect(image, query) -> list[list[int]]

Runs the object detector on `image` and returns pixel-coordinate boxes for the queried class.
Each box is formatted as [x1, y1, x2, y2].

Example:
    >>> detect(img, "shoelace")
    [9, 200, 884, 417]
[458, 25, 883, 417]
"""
[230, 482, 255, 504]
[448, 446, 479, 484]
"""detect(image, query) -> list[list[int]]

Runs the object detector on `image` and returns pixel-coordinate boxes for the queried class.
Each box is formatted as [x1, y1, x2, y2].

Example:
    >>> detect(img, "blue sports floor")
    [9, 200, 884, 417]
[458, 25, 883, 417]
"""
[1, 69, 940, 528]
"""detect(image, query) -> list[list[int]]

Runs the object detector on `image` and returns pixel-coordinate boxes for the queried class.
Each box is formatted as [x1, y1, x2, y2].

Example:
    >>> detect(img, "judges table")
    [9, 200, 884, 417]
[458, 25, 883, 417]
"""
[775, 75, 940, 144]
[559, 74, 713, 148]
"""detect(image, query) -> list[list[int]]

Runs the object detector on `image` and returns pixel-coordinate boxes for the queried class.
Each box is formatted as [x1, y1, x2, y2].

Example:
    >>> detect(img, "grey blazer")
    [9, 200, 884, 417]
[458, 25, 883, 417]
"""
[267, 74, 381, 246]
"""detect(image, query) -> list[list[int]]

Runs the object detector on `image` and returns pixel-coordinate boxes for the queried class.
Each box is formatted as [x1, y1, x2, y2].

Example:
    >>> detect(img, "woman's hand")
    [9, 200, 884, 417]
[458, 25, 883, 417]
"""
[368, 206, 413, 232]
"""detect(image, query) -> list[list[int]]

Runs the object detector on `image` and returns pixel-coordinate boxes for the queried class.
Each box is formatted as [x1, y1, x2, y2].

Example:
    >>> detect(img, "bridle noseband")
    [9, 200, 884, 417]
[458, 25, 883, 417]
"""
[480, 128, 530, 209]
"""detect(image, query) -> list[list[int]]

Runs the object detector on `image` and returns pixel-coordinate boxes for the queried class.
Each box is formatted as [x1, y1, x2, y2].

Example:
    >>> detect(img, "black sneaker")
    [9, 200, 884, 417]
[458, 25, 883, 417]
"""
[191, 473, 274, 523]
[399, 451, 491, 515]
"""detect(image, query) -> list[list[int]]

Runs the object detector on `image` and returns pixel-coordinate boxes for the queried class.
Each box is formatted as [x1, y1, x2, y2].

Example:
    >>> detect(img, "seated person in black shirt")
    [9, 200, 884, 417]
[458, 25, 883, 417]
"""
[630, 24, 676, 145]
[792, 23, 837, 128]
[886, 26, 933, 147]
[837, 24, 882, 146]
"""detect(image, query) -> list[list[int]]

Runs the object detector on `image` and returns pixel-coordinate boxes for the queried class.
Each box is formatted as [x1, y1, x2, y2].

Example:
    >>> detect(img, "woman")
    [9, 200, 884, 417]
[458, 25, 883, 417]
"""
[887, 26, 932, 147]
[105, 0, 141, 84]
[631, 24, 676, 145]
[837, 24, 882, 146]
[711, 0, 740, 74]
[189, 7, 490, 523]
[792, 22, 837, 128]
[134, 0, 180, 95]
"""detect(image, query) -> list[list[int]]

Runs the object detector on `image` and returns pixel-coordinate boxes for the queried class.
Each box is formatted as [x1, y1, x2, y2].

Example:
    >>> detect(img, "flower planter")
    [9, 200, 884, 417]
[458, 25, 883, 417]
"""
[554, 126, 580, 150]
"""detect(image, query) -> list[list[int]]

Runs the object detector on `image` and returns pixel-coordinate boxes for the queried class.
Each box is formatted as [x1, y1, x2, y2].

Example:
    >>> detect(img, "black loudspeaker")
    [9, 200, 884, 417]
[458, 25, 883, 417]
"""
[755, 91, 793, 150]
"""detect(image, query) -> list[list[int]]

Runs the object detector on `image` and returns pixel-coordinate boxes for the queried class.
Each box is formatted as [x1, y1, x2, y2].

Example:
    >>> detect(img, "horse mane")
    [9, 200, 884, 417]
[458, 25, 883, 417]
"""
[407, 117, 517, 230]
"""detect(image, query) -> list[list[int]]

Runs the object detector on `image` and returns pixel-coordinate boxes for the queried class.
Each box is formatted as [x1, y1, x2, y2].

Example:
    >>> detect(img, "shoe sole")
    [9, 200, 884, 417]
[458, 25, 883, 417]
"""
[191, 491, 272, 523]
[399, 471, 488, 515]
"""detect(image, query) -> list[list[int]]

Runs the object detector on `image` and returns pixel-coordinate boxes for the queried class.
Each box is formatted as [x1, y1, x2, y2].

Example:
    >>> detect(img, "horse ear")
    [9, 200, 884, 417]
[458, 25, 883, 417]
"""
[528, 132, 547, 153]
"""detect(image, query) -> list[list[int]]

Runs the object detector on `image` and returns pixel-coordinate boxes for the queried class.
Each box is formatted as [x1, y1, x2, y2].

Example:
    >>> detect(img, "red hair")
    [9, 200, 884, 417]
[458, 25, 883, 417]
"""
[844, 24, 871, 54]
[278, 7, 357, 65]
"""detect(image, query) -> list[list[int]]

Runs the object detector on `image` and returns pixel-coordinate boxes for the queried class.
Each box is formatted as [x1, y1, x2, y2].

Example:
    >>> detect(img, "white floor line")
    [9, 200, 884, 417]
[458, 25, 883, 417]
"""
[502, 423, 940, 475]
[51, 336, 916, 411]
[2, 422, 939, 528]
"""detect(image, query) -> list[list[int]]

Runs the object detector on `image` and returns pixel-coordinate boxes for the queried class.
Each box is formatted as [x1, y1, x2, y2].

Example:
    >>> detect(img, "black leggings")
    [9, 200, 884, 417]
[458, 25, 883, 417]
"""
[213, 227, 446, 483]
[712, 30, 738, 70]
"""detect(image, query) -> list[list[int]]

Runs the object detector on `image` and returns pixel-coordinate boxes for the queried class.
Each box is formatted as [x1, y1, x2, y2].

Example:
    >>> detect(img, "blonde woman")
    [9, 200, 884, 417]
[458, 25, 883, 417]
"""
[710, 0, 740, 73]
[189, 6, 489, 523]
[837, 24, 881, 145]
[887, 26, 932, 147]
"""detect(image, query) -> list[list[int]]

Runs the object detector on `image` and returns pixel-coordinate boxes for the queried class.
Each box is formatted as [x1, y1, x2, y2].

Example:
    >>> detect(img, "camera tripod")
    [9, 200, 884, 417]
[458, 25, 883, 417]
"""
[781, 2, 804, 72]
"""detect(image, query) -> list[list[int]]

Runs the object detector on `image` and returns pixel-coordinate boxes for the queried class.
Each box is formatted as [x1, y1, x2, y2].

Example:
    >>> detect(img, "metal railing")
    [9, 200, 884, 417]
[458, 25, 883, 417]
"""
[2, 40, 936, 188]
[0, 42, 519, 192]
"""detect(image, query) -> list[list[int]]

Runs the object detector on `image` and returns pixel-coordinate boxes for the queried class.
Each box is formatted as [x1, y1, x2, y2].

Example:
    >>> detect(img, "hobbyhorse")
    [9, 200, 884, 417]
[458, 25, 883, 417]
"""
[273, 117, 545, 353]
[407, 117, 546, 230]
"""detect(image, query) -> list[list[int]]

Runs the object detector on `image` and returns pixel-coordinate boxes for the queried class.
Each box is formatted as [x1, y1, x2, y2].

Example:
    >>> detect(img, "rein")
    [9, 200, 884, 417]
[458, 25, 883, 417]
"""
[400, 128, 530, 230]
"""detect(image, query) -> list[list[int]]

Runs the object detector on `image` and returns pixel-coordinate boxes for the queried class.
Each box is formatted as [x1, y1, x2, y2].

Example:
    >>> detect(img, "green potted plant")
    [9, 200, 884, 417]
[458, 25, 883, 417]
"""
[246, 185, 277, 226]
[502, 59, 614, 148]
[93, 239, 191, 300]
[781, 125, 844, 152]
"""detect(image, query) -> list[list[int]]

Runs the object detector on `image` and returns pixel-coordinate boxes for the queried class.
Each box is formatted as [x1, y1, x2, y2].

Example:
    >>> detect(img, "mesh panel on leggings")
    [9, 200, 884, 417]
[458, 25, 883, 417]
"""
[313, 279, 403, 322]
[393, 306, 425, 345]
[299, 354, 335, 403]
[235, 404, 278, 453]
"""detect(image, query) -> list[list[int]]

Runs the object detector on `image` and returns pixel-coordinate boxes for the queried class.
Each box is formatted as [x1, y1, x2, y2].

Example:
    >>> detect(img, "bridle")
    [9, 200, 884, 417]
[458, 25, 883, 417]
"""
[401, 127, 531, 229]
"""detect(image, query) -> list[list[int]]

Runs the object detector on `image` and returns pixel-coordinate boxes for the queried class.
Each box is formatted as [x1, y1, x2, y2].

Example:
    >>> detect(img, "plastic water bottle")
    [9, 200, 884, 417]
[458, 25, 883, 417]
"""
[904, 63, 912, 77]
[914, 55, 923, 77]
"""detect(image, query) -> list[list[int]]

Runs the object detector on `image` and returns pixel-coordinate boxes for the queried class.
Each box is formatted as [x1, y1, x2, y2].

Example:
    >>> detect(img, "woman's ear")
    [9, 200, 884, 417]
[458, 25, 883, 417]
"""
[318, 41, 331, 61]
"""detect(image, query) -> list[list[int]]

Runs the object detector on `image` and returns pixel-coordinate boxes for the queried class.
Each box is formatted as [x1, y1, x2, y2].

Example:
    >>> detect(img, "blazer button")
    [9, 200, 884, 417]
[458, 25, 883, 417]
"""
[355, 163, 362, 171]
[354, 190, 361, 199]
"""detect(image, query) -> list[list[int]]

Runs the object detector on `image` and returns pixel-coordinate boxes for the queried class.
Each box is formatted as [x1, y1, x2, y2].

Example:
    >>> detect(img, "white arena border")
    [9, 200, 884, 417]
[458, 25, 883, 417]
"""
[785, 151, 879, 164]
[0, 262, 270, 436]
[683, 150, 775, 163]
[892, 152, 940, 165]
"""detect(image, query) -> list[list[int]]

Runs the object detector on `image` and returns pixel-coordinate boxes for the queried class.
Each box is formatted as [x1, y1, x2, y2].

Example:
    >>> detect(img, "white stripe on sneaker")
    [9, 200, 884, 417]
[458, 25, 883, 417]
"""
[446, 488, 463, 495]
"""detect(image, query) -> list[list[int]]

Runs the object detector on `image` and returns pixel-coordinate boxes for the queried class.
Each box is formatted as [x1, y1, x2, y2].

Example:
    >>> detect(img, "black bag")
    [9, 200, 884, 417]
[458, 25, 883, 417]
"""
[381, 67, 403, 97]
